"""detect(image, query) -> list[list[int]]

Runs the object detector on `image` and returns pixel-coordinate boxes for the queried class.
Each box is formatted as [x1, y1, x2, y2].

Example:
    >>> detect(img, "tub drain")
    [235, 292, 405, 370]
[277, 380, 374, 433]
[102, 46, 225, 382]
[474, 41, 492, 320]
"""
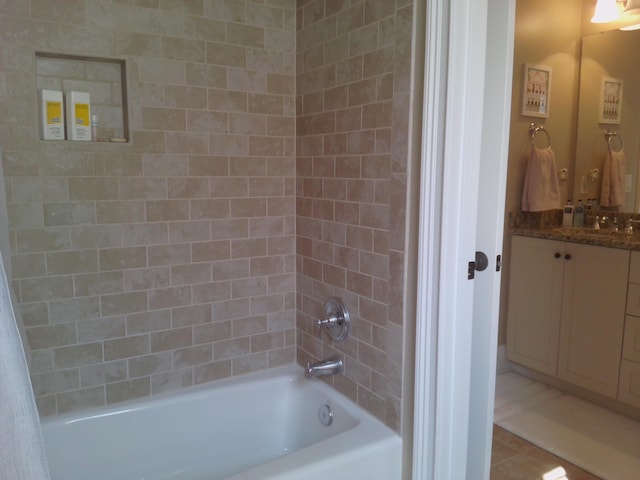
[318, 404, 333, 426]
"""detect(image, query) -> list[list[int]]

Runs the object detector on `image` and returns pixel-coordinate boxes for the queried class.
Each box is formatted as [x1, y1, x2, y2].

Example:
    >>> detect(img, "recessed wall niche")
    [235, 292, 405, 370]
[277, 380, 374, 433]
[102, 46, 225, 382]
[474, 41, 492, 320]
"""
[35, 52, 129, 142]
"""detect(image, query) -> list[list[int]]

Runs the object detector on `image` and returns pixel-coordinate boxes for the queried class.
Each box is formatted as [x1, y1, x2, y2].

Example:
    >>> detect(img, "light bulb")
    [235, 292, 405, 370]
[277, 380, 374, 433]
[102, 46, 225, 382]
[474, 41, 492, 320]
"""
[591, 0, 621, 23]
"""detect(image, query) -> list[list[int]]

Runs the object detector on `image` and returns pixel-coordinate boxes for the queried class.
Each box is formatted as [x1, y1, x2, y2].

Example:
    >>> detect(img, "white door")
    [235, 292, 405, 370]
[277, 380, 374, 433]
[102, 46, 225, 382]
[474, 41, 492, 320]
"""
[413, 0, 515, 479]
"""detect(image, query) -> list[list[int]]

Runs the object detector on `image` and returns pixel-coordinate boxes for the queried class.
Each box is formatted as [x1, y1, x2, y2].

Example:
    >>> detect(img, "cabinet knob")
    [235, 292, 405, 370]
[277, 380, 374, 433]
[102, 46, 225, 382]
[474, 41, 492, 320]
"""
[565, 254, 572, 260]
[554, 252, 561, 258]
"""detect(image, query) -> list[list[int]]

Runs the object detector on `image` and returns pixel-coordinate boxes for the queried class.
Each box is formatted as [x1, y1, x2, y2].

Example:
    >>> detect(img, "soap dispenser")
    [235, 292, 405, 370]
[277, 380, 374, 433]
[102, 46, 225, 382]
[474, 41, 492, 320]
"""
[573, 199, 585, 227]
[563, 200, 574, 226]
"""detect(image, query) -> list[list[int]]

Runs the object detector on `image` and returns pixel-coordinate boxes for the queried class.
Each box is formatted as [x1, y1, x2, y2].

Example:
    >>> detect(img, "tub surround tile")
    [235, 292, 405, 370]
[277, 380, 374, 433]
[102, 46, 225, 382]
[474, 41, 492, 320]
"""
[74, 271, 124, 297]
[150, 327, 193, 353]
[31, 369, 80, 397]
[191, 281, 232, 304]
[77, 316, 127, 343]
[104, 335, 150, 361]
[20, 302, 48, 330]
[128, 352, 173, 378]
[146, 245, 191, 267]
[295, 0, 413, 433]
[268, 345, 295, 366]
[127, 309, 172, 334]
[79, 360, 128, 388]
[3, 0, 414, 436]
[173, 344, 213, 368]
[148, 285, 191, 310]
[232, 351, 269, 375]
[100, 291, 149, 316]
[56, 386, 106, 414]
[48, 297, 101, 324]
[171, 303, 212, 327]
[123, 266, 171, 292]
[193, 359, 232, 385]
[163, 131, 211, 155]
[107, 378, 151, 404]
[26, 324, 77, 350]
[214, 336, 251, 361]
[35, 395, 57, 417]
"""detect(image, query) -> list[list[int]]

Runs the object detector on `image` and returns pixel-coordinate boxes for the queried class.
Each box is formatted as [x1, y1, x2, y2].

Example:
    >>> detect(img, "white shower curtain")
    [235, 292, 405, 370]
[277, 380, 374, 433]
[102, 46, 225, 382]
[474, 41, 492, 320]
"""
[0, 145, 50, 479]
[0, 251, 50, 479]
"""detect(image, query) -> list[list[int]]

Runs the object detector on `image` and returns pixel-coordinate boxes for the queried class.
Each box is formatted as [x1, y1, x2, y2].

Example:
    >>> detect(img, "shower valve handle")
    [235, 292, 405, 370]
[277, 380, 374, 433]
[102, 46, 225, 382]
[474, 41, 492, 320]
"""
[316, 314, 342, 327]
[314, 298, 350, 342]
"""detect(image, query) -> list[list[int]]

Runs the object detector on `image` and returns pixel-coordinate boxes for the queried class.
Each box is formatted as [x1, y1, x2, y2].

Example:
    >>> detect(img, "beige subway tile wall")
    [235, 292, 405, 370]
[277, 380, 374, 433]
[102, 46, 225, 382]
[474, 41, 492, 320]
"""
[1, 0, 296, 416]
[295, 0, 414, 432]
[0, 0, 416, 433]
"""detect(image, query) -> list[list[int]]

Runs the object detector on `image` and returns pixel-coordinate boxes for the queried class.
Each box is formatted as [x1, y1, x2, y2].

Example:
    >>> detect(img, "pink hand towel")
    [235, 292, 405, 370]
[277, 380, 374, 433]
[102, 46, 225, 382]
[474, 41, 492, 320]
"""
[521, 147, 561, 212]
[600, 150, 626, 207]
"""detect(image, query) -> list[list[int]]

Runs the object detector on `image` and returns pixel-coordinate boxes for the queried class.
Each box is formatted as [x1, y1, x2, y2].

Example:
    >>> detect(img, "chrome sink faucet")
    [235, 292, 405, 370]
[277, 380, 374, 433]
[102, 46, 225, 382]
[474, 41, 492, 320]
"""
[304, 357, 344, 379]
[625, 218, 640, 235]
[597, 215, 618, 232]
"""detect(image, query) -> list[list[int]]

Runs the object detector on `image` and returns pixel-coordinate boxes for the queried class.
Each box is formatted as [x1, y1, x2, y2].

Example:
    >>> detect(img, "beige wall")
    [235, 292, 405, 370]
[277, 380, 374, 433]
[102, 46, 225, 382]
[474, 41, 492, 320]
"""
[0, 0, 417, 433]
[294, 0, 415, 432]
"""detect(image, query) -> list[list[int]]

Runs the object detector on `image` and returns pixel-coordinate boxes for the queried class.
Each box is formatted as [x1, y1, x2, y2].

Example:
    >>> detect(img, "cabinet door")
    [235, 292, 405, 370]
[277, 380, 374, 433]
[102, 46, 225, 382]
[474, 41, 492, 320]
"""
[618, 359, 640, 408]
[622, 315, 640, 363]
[557, 243, 629, 398]
[506, 236, 565, 375]
[625, 284, 640, 318]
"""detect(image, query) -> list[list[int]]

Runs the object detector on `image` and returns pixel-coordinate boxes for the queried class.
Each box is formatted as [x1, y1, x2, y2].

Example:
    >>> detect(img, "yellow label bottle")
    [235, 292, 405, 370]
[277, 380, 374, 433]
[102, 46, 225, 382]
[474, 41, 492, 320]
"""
[66, 91, 91, 141]
[39, 90, 65, 140]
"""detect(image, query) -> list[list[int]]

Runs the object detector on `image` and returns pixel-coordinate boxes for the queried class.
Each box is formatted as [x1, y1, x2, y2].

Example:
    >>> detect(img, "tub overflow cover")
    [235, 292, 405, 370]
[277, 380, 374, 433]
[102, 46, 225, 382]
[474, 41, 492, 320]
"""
[318, 404, 333, 426]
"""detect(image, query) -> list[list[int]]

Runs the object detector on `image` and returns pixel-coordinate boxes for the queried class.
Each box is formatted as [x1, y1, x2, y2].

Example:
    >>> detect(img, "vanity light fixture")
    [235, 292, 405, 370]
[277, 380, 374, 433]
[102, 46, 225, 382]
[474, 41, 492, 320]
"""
[618, 0, 640, 29]
[623, 0, 640, 15]
[620, 22, 640, 29]
[592, 0, 640, 23]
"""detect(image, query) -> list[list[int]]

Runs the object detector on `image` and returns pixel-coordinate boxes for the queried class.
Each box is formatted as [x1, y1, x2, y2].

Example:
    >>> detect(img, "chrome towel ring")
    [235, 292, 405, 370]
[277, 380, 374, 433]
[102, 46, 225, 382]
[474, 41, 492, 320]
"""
[529, 122, 551, 148]
[605, 131, 624, 153]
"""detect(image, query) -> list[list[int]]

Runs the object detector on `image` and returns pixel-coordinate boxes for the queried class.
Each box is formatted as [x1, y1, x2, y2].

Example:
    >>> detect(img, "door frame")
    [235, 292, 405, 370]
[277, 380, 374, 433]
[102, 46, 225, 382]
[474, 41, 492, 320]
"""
[412, 0, 515, 478]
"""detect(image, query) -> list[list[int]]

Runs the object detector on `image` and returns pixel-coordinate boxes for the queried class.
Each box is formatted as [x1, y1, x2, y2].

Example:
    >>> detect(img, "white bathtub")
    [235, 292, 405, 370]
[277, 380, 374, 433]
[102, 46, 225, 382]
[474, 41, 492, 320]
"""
[41, 364, 402, 480]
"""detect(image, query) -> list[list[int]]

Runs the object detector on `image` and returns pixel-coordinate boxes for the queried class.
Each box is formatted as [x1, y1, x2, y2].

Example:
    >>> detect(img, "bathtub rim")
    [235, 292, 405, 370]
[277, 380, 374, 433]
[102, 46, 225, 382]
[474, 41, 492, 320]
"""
[40, 362, 398, 435]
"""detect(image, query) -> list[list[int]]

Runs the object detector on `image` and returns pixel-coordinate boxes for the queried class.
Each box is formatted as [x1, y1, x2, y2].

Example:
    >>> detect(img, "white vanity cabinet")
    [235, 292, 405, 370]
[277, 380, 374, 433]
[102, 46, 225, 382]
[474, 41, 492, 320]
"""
[619, 252, 640, 408]
[507, 235, 629, 398]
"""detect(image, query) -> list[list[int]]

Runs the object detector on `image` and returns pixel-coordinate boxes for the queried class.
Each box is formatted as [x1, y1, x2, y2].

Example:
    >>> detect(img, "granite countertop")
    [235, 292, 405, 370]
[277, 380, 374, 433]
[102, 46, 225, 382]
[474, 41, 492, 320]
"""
[511, 226, 640, 251]
[509, 210, 640, 251]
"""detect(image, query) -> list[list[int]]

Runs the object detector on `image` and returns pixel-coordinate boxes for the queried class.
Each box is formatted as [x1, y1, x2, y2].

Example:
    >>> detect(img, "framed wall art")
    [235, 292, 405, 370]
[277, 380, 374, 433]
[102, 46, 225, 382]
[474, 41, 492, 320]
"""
[521, 63, 551, 118]
[599, 77, 623, 124]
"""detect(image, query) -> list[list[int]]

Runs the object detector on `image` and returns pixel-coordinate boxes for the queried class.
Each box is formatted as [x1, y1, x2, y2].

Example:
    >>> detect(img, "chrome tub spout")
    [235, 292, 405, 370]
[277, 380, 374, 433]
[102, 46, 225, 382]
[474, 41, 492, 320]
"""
[304, 357, 344, 379]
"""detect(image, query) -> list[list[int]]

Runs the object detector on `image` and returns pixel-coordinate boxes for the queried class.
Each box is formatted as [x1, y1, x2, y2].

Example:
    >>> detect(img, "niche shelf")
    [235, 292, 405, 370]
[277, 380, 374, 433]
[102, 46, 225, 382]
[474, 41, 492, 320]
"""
[35, 52, 129, 142]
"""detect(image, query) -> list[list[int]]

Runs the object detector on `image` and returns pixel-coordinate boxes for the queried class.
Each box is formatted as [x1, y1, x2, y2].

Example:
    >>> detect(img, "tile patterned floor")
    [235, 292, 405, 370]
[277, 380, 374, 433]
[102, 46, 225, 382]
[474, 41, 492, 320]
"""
[490, 425, 602, 480]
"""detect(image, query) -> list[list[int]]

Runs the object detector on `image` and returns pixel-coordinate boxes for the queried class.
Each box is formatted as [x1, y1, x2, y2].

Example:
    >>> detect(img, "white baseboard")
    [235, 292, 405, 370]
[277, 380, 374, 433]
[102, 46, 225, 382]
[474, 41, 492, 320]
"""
[496, 344, 512, 374]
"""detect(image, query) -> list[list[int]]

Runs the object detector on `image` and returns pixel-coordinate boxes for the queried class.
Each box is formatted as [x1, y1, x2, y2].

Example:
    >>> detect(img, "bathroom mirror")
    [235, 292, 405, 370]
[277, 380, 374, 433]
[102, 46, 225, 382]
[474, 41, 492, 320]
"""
[573, 28, 640, 212]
